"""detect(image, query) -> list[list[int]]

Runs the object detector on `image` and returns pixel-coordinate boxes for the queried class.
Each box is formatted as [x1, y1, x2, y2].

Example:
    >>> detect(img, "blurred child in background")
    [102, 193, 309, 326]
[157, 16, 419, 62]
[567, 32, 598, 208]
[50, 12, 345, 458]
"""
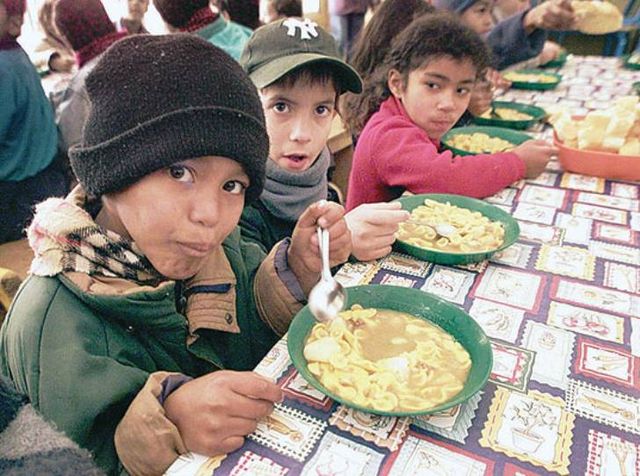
[29, 0, 75, 74]
[54, 0, 128, 153]
[493, 0, 563, 67]
[117, 0, 150, 34]
[154, 0, 252, 60]
[346, 13, 557, 210]
[0, 0, 67, 243]
[261, 0, 302, 24]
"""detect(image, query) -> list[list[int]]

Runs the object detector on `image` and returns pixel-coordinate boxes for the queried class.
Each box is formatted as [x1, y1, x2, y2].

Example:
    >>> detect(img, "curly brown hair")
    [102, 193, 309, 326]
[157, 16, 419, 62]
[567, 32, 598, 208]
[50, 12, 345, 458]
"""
[345, 12, 491, 135]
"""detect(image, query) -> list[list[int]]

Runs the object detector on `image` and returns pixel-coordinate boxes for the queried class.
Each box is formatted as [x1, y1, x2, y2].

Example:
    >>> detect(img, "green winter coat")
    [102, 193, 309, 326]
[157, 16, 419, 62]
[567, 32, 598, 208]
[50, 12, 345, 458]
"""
[0, 228, 301, 475]
[240, 199, 296, 254]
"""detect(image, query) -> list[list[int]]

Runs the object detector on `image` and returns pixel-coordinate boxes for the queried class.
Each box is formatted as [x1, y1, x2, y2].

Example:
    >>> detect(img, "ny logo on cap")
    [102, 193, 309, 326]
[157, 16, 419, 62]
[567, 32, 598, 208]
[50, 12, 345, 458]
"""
[282, 18, 319, 40]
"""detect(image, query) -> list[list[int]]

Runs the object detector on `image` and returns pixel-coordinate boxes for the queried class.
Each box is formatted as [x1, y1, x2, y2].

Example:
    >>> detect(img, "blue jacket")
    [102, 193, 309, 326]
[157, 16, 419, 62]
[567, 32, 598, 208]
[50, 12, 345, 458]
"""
[0, 45, 57, 181]
[488, 11, 546, 70]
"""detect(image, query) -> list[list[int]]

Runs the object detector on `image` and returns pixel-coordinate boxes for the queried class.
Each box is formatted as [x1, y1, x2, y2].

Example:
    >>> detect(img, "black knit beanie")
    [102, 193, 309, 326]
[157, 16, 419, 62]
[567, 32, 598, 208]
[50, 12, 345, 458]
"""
[69, 34, 268, 203]
[153, 0, 209, 27]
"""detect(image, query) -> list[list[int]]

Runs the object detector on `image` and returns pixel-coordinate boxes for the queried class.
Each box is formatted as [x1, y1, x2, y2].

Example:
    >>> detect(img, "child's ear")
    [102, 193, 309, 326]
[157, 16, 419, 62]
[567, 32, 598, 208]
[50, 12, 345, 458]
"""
[387, 69, 404, 99]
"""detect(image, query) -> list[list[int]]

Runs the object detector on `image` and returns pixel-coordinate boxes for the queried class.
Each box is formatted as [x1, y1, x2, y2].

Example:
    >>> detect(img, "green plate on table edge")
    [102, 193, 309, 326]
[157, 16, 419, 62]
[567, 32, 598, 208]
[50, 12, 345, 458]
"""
[287, 284, 493, 417]
[504, 69, 562, 90]
[441, 125, 532, 157]
[393, 193, 520, 265]
[540, 50, 568, 68]
[472, 101, 547, 130]
[623, 54, 640, 70]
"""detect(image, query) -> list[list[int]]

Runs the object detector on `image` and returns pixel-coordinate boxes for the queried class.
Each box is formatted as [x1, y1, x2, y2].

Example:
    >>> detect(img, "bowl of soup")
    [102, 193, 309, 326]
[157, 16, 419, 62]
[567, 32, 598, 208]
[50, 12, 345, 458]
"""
[393, 194, 520, 265]
[287, 285, 493, 416]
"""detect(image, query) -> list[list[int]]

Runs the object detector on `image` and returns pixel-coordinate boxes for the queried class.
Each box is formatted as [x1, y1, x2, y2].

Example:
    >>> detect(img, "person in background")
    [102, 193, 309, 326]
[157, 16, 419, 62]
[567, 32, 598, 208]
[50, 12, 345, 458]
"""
[0, 34, 351, 475]
[154, 0, 252, 60]
[0, 375, 103, 475]
[433, 0, 575, 70]
[53, 0, 128, 153]
[493, 0, 562, 67]
[331, 0, 378, 59]
[117, 0, 150, 34]
[240, 18, 409, 261]
[29, 0, 75, 74]
[434, 0, 575, 117]
[0, 0, 67, 244]
[261, 0, 302, 24]
[343, 0, 435, 136]
[346, 13, 557, 210]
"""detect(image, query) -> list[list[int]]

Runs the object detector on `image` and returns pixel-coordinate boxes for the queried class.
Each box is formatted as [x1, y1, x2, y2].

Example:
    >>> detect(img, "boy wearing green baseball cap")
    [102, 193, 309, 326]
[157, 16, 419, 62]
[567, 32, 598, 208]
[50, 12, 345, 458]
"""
[240, 18, 410, 262]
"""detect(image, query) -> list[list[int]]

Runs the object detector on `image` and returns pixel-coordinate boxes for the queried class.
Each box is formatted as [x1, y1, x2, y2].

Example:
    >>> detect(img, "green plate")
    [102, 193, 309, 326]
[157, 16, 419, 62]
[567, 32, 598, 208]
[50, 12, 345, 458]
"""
[287, 285, 493, 416]
[633, 81, 640, 96]
[623, 54, 640, 71]
[503, 69, 562, 90]
[441, 125, 532, 156]
[393, 193, 520, 265]
[540, 49, 568, 68]
[472, 101, 546, 130]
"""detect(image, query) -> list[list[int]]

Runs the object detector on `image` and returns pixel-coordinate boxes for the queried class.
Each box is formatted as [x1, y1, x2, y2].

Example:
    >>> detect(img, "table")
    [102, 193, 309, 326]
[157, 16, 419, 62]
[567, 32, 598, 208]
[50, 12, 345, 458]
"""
[167, 56, 640, 476]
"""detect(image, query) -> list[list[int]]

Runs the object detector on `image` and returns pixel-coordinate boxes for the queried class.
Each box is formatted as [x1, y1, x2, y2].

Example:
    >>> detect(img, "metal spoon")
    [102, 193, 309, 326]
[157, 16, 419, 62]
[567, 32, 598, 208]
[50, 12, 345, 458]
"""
[406, 220, 456, 239]
[307, 227, 346, 323]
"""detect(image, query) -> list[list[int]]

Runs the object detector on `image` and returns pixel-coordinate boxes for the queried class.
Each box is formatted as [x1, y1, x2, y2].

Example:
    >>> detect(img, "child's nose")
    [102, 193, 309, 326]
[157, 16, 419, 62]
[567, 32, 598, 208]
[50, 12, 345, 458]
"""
[289, 116, 312, 143]
[437, 92, 456, 111]
[191, 191, 221, 227]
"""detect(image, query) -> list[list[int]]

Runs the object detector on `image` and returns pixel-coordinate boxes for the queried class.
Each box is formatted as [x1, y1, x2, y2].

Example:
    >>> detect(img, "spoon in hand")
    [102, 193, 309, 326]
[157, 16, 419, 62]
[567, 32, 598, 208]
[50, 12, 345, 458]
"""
[308, 226, 346, 323]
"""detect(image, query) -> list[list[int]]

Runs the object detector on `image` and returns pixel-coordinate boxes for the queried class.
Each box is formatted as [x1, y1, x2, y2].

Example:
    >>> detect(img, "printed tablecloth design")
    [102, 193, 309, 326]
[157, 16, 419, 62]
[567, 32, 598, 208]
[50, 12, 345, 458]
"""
[167, 56, 640, 476]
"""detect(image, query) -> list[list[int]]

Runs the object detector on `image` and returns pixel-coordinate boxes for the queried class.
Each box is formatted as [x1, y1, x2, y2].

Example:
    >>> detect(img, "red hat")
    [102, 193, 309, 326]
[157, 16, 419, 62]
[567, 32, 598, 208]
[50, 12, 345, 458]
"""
[5, 0, 26, 16]
[153, 0, 209, 28]
[54, 0, 116, 51]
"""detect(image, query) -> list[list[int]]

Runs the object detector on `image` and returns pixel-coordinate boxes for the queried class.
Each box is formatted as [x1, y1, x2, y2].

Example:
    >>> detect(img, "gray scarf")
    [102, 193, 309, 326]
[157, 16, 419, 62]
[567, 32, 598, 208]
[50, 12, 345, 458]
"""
[261, 147, 330, 222]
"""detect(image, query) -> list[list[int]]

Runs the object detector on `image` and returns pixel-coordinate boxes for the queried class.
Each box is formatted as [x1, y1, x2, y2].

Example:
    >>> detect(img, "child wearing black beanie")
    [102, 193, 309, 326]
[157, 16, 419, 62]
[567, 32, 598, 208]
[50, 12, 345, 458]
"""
[0, 34, 351, 475]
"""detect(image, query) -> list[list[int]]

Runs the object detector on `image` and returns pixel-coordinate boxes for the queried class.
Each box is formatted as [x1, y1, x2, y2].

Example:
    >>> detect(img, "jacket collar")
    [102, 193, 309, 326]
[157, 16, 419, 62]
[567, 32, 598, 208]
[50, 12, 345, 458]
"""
[63, 239, 240, 336]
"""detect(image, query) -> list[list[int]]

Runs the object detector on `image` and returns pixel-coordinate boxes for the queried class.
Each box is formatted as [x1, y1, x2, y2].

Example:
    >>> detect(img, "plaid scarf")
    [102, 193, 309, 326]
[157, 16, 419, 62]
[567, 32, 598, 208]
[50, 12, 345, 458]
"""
[28, 187, 163, 285]
[180, 7, 218, 33]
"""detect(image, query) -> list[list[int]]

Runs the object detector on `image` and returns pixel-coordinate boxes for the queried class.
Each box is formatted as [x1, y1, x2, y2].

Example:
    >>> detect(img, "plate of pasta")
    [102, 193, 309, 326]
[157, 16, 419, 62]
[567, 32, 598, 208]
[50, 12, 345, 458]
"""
[441, 126, 531, 156]
[502, 69, 562, 90]
[393, 194, 520, 265]
[288, 285, 493, 416]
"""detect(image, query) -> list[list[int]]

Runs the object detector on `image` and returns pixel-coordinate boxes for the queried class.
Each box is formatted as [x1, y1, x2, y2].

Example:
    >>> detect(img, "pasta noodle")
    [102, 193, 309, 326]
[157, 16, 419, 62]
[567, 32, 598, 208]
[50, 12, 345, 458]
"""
[303, 305, 471, 412]
[479, 108, 532, 121]
[503, 72, 558, 83]
[397, 199, 505, 253]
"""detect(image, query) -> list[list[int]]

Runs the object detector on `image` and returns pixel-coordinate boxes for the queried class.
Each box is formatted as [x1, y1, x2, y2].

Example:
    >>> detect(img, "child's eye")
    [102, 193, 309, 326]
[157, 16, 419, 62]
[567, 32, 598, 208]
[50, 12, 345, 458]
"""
[168, 165, 194, 183]
[223, 180, 247, 195]
[273, 102, 289, 113]
[426, 82, 440, 90]
[315, 105, 332, 116]
[457, 87, 471, 95]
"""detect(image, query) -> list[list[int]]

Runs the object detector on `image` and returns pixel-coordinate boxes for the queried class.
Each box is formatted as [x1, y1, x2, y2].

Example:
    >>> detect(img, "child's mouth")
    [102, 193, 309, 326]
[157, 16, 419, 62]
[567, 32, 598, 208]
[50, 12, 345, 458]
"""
[286, 154, 306, 162]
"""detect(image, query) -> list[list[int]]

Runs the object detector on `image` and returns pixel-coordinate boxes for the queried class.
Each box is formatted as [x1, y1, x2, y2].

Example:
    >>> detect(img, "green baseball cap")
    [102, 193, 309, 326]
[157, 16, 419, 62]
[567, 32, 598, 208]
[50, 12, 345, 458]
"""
[240, 18, 363, 93]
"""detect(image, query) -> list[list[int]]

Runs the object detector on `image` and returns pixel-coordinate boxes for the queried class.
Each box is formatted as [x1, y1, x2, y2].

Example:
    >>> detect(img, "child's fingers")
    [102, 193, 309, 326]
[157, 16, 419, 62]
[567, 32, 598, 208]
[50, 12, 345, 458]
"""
[297, 200, 345, 229]
[226, 394, 275, 419]
[229, 372, 283, 403]
[363, 209, 410, 226]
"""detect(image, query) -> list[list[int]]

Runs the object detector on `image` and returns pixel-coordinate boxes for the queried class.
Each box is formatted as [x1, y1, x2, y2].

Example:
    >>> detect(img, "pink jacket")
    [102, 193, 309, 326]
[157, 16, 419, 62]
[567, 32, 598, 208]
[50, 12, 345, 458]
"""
[346, 96, 526, 210]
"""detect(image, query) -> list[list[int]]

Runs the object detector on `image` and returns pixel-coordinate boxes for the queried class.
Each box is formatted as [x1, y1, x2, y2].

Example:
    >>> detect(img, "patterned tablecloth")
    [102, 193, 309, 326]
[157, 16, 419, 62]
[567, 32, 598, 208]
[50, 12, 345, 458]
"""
[167, 56, 640, 476]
